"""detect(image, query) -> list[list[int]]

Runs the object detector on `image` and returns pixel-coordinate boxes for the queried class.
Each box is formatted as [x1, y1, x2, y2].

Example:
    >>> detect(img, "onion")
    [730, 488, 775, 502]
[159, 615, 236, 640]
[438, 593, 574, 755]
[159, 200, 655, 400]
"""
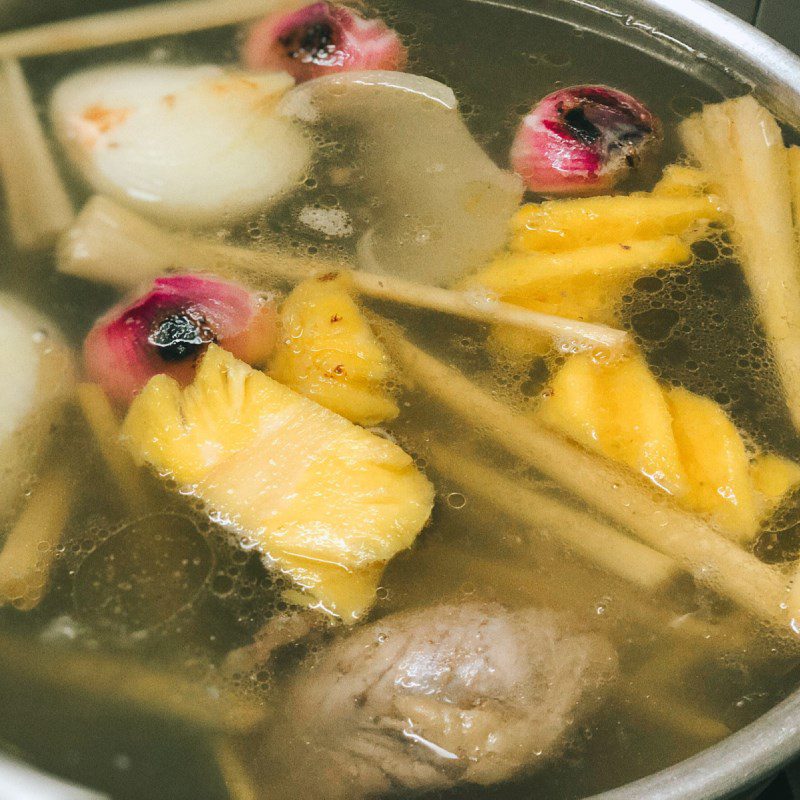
[84, 274, 277, 404]
[50, 64, 310, 227]
[244, 2, 407, 82]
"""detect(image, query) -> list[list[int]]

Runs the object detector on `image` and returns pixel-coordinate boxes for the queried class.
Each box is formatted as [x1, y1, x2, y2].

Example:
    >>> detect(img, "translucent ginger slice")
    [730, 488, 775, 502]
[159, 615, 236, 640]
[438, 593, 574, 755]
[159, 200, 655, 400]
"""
[509, 194, 723, 253]
[270, 274, 398, 426]
[123, 345, 433, 621]
[667, 387, 758, 543]
[537, 352, 687, 497]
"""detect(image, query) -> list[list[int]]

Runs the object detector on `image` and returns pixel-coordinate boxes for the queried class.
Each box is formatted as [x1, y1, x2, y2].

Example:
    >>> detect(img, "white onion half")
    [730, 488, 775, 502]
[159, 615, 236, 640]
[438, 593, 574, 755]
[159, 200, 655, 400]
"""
[50, 64, 310, 227]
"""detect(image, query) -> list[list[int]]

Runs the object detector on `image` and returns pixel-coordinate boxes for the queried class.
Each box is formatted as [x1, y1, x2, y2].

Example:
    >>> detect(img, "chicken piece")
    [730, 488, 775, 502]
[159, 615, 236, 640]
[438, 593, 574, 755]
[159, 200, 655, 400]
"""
[261, 603, 617, 798]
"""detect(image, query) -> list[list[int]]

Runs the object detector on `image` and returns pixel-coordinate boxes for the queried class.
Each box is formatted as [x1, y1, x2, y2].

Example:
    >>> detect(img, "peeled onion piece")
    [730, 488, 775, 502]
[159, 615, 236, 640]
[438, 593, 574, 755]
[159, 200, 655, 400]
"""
[50, 65, 310, 226]
[511, 85, 661, 196]
[84, 274, 277, 405]
[244, 2, 407, 82]
[0, 295, 74, 516]
[279, 71, 523, 284]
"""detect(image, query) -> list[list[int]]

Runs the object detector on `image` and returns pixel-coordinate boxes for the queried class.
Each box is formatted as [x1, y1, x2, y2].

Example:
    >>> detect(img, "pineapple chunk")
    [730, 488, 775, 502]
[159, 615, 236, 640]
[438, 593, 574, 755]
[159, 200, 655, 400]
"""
[270, 275, 398, 427]
[667, 387, 758, 543]
[538, 352, 687, 496]
[509, 195, 723, 252]
[751, 453, 800, 519]
[468, 237, 691, 325]
[122, 344, 434, 622]
[652, 165, 712, 198]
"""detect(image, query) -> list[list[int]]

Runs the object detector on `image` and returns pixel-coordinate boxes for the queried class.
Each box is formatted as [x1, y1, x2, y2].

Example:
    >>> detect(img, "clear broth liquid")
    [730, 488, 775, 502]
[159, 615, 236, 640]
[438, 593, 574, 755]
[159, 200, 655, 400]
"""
[0, 1, 798, 799]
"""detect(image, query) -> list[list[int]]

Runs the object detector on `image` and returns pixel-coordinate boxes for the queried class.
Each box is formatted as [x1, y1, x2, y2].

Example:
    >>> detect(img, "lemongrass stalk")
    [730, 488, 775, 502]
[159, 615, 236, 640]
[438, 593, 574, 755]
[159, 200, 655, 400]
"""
[0, 629, 266, 735]
[411, 539, 753, 653]
[626, 652, 731, 742]
[425, 443, 679, 593]
[680, 97, 800, 433]
[352, 270, 629, 351]
[214, 740, 258, 800]
[0, 59, 74, 250]
[77, 383, 150, 513]
[383, 329, 789, 626]
[789, 145, 800, 236]
[0, 0, 299, 60]
[0, 466, 71, 610]
[59, 196, 631, 352]
[626, 689, 731, 742]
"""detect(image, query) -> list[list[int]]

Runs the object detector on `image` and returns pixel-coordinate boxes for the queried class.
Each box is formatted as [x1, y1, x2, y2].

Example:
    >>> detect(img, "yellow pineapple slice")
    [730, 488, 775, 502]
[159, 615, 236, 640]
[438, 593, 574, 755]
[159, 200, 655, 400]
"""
[509, 195, 723, 252]
[667, 387, 758, 543]
[468, 237, 691, 329]
[652, 165, 712, 198]
[751, 453, 800, 519]
[538, 352, 687, 496]
[122, 344, 434, 622]
[270, 274, 398, 426]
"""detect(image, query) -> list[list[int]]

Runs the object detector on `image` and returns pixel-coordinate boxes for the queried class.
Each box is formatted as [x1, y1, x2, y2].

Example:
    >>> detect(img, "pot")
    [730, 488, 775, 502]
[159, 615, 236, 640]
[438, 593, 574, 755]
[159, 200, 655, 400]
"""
[0, 0, 798, 798]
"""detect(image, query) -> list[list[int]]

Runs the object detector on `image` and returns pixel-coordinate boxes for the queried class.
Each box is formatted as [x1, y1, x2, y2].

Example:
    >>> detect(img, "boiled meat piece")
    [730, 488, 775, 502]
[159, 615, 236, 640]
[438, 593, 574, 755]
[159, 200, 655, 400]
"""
[262, 602, 617, 798]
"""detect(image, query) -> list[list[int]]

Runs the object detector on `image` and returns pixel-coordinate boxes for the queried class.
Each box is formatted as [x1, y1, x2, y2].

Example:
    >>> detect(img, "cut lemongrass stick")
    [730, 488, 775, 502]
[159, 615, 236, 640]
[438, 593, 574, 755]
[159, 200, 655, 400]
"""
[214, 739, 258, 800]
[0, 0, 297, 60]
[0, 465, 72, 610]
[680, 97, 800, 433]
[352, 270, 629, 351]
[0, 59, 74, 250]
[383, 329, 789, 626]
[59, 196, 630, 352]
[425, 443, 679, 593]
[77, 382, 150, 513]
[410, 539, 753, 652]
[625, 652, 731, 742]
[789, 145, 800, 235]
[630, 692, 731, 742]
[0, 629, 266, 735]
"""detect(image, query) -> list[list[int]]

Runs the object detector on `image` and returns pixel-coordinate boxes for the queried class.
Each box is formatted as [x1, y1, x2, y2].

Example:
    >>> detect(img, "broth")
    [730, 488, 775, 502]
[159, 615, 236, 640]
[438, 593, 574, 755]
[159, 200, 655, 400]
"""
[0, 1, 798, 799]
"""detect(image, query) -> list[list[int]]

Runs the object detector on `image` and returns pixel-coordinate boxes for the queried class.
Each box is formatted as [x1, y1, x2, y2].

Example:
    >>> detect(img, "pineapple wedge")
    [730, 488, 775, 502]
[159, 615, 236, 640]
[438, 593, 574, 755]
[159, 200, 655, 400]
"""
[538, 352, 687, 496]
[122, 344, 434, 622]
[509, 195, 723, 252]
[538, 351, 800, 542]
[270, 275, 398, 427]
[652, 165, 712, 198]
[667, 387, 758, 543]
[468, 237, 691, 325]
[751, 453, 800, 519]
